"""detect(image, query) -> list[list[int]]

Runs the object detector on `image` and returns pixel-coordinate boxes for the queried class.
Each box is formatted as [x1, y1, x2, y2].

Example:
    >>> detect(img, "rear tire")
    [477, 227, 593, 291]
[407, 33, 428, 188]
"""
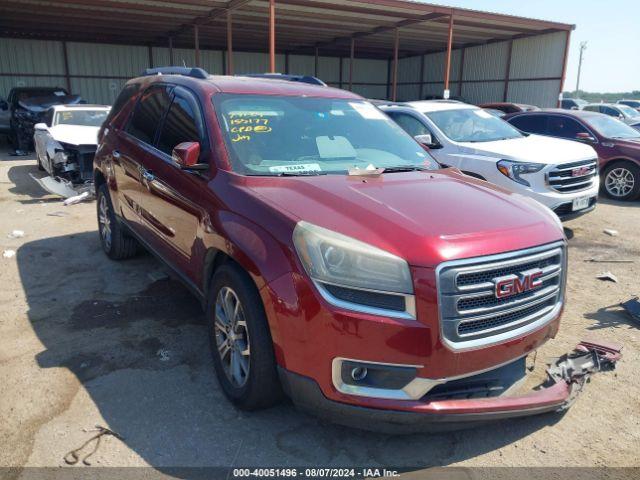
[207, 263, 283, 410]
[97, 183, 138, 260]
[602, 162, 640, 201]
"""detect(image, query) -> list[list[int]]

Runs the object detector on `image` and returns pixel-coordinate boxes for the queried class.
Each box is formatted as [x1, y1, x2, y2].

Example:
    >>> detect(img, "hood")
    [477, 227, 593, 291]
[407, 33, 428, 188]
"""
[18, 95, 83, 112]
[49, 124, 99, 146]
[245, 169, 564, 268]
[457, 134, 596, 165]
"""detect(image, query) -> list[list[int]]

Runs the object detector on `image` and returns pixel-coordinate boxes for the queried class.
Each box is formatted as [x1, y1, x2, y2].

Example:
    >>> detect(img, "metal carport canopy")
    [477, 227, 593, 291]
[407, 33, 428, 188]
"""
[0, 0, 573, 57]
[0, 0, 575, 101]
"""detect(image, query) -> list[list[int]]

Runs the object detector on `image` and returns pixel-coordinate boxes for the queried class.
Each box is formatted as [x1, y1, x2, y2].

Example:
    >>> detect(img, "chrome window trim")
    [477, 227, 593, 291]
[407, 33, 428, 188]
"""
[313, 280, 416, 320]
[331, 352, 529, 400]
[436, 241, 567, 352]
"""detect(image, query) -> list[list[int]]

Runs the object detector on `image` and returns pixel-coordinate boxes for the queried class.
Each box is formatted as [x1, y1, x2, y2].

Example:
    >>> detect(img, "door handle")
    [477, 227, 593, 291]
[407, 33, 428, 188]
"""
[112, 150, 121, 159]
[142, 170, 155, 182]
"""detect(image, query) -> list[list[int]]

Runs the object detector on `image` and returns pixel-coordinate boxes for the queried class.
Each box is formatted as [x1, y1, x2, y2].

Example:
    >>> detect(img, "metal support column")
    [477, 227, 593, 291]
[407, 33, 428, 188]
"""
[269, 0, 276, 73]
[443, 13, 454, 99]
[558, 29, 572, 107]
[503, 39, 513, 101]
[349, 37, 355, 91]
[392, 27, 399, 101]
[62, 41, 71, 92]
[227, 10, 234, 75]
[194, 24, 200, 67]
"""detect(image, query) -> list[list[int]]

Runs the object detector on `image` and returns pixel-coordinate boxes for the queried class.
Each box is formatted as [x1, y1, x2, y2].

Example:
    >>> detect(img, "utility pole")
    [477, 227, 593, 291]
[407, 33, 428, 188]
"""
[575, 41, 587, 98]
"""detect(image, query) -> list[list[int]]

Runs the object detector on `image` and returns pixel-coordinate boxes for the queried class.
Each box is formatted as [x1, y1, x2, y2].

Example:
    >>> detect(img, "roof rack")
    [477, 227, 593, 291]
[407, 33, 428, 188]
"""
[142, 67, 209, 79]
[240, 73, 326, 86]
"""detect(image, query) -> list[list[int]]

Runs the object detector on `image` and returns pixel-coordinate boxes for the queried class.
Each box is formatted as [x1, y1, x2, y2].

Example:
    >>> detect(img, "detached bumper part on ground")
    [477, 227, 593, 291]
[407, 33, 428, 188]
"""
[280, 340, 622, 433]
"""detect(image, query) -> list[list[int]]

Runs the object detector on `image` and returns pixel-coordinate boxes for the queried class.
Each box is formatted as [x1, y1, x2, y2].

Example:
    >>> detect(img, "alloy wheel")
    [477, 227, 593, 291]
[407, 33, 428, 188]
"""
[98, 195, 112, 251]
[214, 286, 251, 387]
[605, 167, 635, 198]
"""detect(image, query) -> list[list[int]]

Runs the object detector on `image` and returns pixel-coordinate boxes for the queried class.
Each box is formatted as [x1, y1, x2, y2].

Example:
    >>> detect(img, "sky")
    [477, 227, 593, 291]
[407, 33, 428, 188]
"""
[424, 1, 640, 93]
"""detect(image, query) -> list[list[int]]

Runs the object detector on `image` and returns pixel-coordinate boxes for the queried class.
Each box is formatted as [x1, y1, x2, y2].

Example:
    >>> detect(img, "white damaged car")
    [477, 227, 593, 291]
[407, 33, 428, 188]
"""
[33, 104, 110, 197]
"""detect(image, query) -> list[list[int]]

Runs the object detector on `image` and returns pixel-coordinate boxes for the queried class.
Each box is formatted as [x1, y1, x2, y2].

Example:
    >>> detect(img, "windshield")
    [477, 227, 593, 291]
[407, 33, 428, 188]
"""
[617, 104, 640, 119]
[213, 94, 438, 176]
[572, 98, 588, 107]
[14, 89, 66, 103]
[588, 115, 640, 139]
[54, 109, 109, 127]
[424, 108, 523, 143]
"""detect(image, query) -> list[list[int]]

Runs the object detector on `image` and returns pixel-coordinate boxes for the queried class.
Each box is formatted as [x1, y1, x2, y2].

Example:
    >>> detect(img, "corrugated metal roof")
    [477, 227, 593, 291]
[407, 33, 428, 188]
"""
[0, 0, 573, 59]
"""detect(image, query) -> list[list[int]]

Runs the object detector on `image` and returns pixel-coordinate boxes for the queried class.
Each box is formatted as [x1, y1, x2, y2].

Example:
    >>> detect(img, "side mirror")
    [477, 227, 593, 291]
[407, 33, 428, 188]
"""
[0, 100, 8, 111]
[576, 132, 595, 142]
[414, 133, 434, 147]
[172, 141, 202, 168]
[34, 123, 48, 131]
[571, 106, 578, 110]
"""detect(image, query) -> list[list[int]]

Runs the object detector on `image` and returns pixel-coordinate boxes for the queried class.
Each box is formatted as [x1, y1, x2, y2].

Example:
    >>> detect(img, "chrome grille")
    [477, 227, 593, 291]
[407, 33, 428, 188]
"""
[547, 159, 598, 193]
[437, 242, 566, 350]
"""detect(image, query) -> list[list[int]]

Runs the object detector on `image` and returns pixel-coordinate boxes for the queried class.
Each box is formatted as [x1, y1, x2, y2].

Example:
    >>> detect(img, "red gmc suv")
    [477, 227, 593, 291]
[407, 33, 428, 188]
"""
[94, 67, 571, 432]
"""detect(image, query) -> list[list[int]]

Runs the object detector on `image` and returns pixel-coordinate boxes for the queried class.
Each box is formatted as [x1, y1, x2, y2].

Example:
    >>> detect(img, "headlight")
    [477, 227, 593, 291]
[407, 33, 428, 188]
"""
[496, 160, 544, 187]
[292, 221, 413, 294]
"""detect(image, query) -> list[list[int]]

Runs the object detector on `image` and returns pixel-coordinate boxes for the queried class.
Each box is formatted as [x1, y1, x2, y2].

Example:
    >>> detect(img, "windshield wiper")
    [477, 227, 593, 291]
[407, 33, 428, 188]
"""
[380, 166, 430, 173]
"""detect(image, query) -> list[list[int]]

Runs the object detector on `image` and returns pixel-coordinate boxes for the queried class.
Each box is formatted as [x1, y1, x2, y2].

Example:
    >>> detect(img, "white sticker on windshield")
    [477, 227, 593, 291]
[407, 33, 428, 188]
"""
[349, 102, 387, 120]
[268, 164, 321, 173]
[54, 91, 66, 96]
[474, 109, 493, 119]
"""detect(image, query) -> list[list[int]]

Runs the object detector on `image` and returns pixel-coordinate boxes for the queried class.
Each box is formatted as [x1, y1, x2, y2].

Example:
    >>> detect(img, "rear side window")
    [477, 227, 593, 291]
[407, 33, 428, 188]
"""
[157, 93, 202, 156]
[126, 85, 172, 145]
[547, 117, 588, 139]
[602, 106, 619, 117]
[509, 115, 547, 134]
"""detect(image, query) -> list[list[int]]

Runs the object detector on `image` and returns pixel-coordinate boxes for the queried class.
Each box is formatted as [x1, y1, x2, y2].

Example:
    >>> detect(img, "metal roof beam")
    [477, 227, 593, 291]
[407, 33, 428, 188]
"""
[291, 11, 448, 53]
[161, 0, 253, 40]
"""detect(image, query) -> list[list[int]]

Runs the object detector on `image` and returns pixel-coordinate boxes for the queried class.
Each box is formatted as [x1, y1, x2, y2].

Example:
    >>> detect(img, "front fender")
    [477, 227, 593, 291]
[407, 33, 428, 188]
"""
[210, 210, 295, 292]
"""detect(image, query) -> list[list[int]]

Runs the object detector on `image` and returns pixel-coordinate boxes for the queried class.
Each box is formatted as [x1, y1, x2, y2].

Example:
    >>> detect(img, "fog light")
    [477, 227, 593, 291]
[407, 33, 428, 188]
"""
[351, 366, 368, 382]
[338, 359, 417, 390]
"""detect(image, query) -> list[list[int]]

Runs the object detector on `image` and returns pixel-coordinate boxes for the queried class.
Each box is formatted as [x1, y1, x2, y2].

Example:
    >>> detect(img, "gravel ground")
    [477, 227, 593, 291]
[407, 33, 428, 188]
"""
[0, 144, 639, 478]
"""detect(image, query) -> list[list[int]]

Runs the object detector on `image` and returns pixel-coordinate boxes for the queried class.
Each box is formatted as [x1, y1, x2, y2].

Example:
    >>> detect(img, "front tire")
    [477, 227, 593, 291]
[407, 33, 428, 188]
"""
[602, 162, 640, 201]
[207, 263, 282, 410]
[97, 183, 138, 260]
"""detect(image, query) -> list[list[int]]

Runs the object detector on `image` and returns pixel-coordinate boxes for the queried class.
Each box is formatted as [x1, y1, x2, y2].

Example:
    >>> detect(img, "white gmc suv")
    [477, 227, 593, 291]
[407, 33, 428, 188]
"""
[381, 101, 600, 220]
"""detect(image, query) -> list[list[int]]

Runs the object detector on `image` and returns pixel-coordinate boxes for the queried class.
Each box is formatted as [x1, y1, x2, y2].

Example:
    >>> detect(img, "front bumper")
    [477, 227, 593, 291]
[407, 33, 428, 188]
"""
[553, 197, 597, 221]
[279, 341, 621, 433]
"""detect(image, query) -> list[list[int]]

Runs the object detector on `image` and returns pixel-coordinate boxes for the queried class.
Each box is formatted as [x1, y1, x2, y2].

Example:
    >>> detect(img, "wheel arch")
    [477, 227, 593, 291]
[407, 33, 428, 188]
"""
[94, 168, 106, 190]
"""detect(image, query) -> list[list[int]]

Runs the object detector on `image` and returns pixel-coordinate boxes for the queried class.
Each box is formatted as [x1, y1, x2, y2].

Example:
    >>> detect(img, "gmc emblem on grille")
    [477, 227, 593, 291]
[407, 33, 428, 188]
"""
[571, 166, 591, 177]
[494, 269, 543, 299]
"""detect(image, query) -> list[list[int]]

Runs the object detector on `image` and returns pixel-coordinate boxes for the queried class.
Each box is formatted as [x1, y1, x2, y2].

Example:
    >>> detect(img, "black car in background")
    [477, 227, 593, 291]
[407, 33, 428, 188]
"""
[0, 86, 85, 155]
[560, 98, 587, 110]
[504, 109, 640, 201]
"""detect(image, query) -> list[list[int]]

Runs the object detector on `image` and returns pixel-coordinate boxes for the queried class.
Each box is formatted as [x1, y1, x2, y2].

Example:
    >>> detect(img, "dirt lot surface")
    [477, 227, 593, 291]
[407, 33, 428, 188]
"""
[1, 144, 639, 477]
